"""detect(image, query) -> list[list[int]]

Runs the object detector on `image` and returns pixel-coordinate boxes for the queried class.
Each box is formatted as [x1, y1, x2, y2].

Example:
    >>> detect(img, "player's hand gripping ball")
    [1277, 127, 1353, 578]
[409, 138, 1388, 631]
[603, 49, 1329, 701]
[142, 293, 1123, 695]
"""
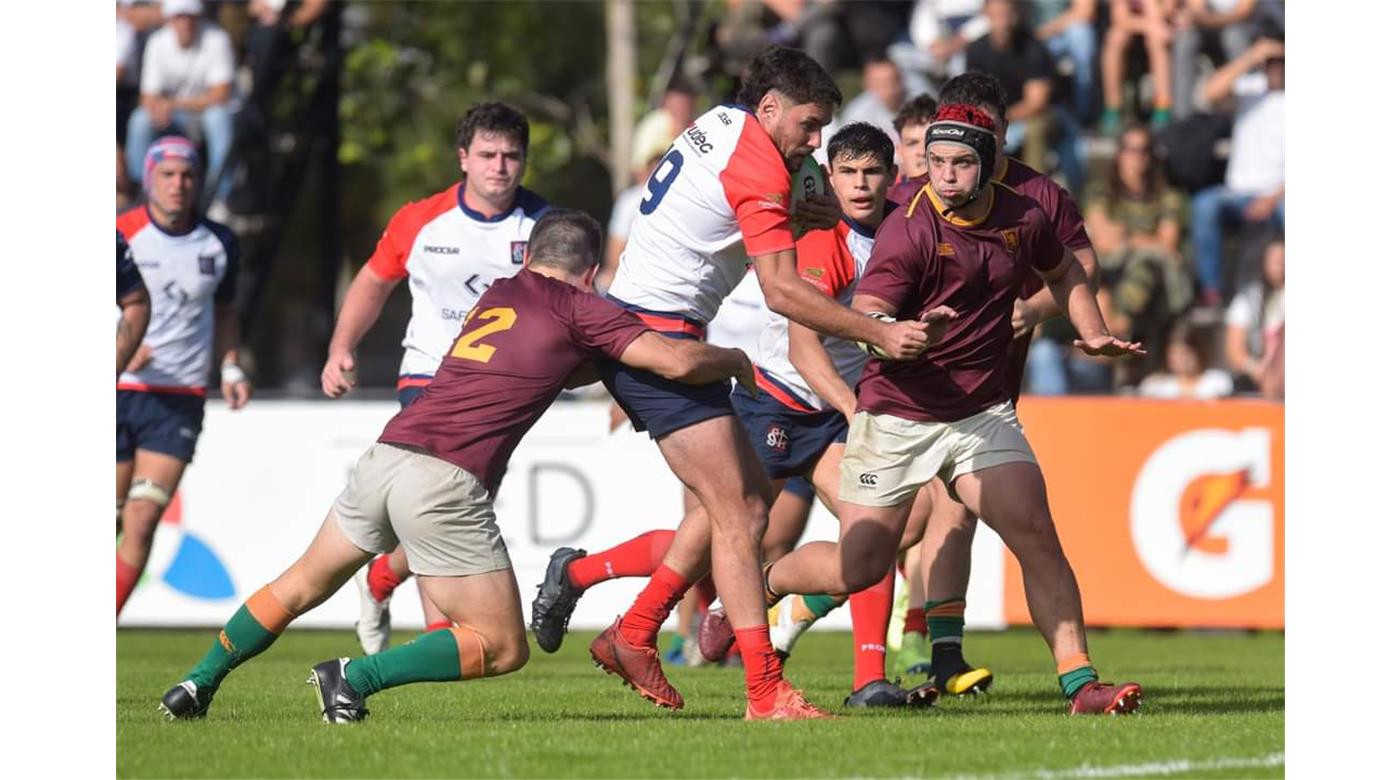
[789, 156, 827, 239]
[857, 312, 896, 359]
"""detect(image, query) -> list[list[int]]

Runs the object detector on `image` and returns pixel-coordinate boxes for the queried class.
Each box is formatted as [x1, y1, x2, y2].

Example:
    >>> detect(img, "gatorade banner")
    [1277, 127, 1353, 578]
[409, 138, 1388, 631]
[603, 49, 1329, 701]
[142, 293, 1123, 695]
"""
[1005, 398, 1284, 629]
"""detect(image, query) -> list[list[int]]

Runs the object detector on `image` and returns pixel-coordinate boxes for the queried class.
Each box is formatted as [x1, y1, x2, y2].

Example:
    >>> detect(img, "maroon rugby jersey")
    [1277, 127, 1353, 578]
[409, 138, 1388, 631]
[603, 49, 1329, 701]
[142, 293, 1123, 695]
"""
[379, 269, 648, 493]
[855, 181, 1065, 422]
[887, 157, 1092, 400]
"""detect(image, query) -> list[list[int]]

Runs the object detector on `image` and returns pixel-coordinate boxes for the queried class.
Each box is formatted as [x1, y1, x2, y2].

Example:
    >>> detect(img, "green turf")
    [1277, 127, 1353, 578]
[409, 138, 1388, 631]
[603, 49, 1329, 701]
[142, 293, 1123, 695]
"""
[118, 627, 1282, 778]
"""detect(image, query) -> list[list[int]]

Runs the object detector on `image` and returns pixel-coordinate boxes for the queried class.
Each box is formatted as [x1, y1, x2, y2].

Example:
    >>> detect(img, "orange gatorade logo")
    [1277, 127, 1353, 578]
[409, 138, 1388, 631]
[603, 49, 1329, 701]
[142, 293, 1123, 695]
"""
[1006, 399, 1283, 629]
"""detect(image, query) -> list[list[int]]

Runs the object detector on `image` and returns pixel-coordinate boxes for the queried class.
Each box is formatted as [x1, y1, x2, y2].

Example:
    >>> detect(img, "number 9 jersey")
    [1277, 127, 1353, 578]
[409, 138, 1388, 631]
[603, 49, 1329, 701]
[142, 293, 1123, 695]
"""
[607, 105, 797, 327]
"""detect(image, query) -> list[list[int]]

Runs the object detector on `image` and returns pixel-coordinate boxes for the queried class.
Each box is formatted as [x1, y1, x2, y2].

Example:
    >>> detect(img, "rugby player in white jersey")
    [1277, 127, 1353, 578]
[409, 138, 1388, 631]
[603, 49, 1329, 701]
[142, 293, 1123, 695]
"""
[320, 103, 549, 652]
[116, 136, 250, 616]
[535, 47, 938, 720]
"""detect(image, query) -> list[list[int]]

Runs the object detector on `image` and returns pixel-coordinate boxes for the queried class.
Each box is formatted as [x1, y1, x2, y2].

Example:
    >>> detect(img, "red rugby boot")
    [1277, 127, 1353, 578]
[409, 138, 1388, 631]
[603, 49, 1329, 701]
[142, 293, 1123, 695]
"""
[1069, 681, 1143, 715]
[697, 607, 736, 663]
[745, 680, 831, 721]
[589, 619, 684, 710]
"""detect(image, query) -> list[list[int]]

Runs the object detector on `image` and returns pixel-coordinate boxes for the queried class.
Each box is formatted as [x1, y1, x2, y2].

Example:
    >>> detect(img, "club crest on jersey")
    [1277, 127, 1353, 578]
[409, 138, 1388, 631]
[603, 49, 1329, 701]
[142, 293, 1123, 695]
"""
[765, 425, 790, 453]
[937, 243, 956, 257]
[1000, 229, 1019, 254]
[510, 241, 527, 265]
[198, 253, 217, 275]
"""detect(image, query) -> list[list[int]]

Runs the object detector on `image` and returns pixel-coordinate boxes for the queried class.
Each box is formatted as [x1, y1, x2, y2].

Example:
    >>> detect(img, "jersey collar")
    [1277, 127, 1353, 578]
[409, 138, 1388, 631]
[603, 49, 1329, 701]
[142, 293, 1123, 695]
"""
[144, 205, 199, 237]
[457, 181, 519, 223]
[921, 184, 995, 227]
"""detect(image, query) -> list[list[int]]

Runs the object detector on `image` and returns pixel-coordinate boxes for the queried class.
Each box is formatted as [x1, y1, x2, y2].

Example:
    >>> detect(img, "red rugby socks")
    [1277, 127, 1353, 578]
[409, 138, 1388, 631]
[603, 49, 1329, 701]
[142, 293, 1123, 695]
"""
[367, 554, 404, 602]
[116, 554, 141, 615]
[734, 625, 783, 709]
[618, 564, 689, 647]
[567, 530, 675, 590]
[849, 568, 896, 691]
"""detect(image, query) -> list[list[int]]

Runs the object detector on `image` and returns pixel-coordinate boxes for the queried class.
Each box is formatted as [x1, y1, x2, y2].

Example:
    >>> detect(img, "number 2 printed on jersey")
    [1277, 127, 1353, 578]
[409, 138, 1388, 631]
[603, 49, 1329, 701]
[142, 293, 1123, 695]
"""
[450, 306, 517, 363]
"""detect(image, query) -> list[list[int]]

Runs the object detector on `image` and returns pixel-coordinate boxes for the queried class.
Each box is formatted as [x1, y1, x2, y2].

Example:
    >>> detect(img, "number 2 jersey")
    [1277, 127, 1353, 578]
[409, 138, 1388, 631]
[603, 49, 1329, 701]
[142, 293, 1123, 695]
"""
[116, 207, 238, 396]
[606, 104, 796, 330]
[379, 269, 649, 494]
[366, 182, 549, 389]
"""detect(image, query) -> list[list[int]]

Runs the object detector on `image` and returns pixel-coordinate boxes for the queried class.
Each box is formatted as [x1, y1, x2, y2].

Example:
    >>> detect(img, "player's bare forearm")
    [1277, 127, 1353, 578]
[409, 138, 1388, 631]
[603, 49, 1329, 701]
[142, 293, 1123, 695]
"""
[618, 333, 753, 390]
[214, 304, 242, 366]
[789, 321, 857, 418]
[329, 266, 399, 356]
[116, 296, 150, 378]
[1045, 259, 1110, 341]
[753, 251, 884, 345]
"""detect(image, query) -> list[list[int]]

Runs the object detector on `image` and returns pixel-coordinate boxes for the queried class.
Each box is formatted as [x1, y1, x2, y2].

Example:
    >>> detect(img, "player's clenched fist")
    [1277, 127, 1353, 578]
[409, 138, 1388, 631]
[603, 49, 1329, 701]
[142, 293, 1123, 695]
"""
[321, 350, 357, 398]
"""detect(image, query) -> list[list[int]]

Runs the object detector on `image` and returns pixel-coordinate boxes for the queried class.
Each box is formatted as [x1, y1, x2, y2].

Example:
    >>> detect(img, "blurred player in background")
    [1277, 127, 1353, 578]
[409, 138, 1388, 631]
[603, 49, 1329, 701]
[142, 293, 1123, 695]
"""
[764, 104, 1144, 715]
[536, 46, 939, 720]
[892, 93, 939, 182]
[319, 102, 549, 653]
[159, 211, 756, 723]
[116, 231, 150, 380]
[117, 136, 249, 617]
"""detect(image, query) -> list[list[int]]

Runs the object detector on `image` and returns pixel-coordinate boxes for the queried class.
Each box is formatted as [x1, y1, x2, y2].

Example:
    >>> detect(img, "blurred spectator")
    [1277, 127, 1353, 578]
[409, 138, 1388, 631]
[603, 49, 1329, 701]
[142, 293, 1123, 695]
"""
[1100, 0, 1175, 134]
[126, 0, 237, 207]
[1084, 125, 1193, 369]
[1170, 0, 1257, 119]
[1138, 321, 1234, 399]
[1189, 36, 1284, 305]
[764, 1, 912, 76]
[965, 0, 1062, 180]
[598, 111, 679, 293]
[892, 0, 987, 82]
[892, 93, 939, 180]
[117, 2, 165, 143]
[245, 1, 328, 100]
[1032, 0, 1097, 122]
[819, 57, 907, 159]
[1223, 234, 1283, 395]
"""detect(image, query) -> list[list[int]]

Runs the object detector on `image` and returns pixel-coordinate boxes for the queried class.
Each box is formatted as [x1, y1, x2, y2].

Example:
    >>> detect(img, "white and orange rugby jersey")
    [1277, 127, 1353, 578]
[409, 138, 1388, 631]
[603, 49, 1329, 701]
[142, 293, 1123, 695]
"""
[116, 207, 238, 397]
[607, 104, 795, 333]
[366, 182, 549, 389]
[753, 215, 880, 412]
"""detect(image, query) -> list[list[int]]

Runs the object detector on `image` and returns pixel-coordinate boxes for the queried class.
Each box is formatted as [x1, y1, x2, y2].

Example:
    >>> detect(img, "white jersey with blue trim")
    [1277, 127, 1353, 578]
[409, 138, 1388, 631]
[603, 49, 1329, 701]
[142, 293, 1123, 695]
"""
[116, 207, 238, 395]
[606, 104, 796, 327]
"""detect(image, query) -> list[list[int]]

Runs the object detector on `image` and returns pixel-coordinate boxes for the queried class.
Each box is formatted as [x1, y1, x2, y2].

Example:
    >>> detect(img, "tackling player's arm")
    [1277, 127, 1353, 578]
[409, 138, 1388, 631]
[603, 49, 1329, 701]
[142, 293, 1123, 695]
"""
[322, 265, 401, 397]
[117, 286, 150, 378]
[618, 333, 758, 395]
[788, 321, 857, 421]
[752, 249, 930, 360]
[1039, 248, 1143, 357]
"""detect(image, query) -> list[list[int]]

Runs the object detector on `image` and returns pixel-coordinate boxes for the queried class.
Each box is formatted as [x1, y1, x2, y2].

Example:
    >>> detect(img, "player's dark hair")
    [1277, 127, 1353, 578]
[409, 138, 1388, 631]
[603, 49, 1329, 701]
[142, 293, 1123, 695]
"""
[526, 210, 602, 274]
[893, 93, 939, 132]
[735, 46, 843, 112]
[455, 102, 530, 156]
[937, 72, 1009, 125]
[826, 122, 894, 172]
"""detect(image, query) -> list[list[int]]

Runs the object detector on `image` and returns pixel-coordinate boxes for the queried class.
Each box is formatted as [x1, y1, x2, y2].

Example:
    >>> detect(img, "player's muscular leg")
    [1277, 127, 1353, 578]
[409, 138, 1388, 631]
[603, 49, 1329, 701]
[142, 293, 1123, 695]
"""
[953, 463, 1088, 661]
[761, 480, 809, 560]
[656, 415, 773, 630]
[768, 499, 913, 597]
[919, 479, 977, 606]
[418, 568, 530, 676]
[898, 484, 932, 552]
[117, 460, 135, 535]
[269, 509, 375, 616]
[383, 545, 453, 627]
[117, 450, 188, 572]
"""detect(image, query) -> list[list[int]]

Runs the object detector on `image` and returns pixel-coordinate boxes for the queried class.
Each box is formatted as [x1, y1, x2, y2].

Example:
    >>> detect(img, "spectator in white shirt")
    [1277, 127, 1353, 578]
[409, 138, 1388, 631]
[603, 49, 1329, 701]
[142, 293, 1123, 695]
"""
[1189, 37, 1284, 305]
[1138, 322, 1234, 400]
[1223, 234, 1283, 394]
[125, 0, 236, 204]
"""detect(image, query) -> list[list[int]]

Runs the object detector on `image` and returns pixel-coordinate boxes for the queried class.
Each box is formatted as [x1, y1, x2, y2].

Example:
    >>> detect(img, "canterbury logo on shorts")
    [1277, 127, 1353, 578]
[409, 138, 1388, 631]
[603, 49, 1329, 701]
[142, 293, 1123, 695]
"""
[859, 473, 878, 486]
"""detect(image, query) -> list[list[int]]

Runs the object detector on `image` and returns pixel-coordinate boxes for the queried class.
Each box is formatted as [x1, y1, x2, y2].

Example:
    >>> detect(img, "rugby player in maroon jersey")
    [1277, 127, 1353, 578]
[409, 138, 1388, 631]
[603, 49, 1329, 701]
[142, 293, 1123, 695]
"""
[158, 211, 757, 723]
[762, 104, 1147, 715]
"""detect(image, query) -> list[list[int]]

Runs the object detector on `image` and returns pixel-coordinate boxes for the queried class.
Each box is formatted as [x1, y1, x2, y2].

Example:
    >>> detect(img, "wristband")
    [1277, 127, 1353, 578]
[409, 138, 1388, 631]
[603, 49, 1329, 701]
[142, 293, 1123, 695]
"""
[221, 362, 248, 385]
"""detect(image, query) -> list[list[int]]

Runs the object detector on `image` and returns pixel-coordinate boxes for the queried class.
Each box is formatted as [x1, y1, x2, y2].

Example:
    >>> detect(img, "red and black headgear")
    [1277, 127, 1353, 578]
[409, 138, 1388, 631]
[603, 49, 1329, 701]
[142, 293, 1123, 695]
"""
[924, 103, 998, 196]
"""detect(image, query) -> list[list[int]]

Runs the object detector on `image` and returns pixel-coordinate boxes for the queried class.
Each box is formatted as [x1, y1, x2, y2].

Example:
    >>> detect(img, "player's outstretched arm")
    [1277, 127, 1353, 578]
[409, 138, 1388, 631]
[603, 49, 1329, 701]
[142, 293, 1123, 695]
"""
[322, 265, 400, 398]
[788, 320, 858, 421]
[116, 287, 150, 379]
[752, 248, 931, 360]
[618, 333, 757, 395]
[1041, 249, 1145, 358]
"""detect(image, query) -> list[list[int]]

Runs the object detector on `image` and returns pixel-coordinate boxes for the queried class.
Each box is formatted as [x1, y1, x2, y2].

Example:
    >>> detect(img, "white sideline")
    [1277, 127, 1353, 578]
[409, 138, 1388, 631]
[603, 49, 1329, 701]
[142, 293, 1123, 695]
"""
[988, 752, 1285, 779]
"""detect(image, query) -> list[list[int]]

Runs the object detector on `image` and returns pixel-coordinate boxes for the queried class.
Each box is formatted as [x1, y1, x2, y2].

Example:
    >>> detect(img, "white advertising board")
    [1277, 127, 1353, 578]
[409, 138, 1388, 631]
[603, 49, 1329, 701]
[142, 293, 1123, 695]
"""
[119, 400, 1006, 631]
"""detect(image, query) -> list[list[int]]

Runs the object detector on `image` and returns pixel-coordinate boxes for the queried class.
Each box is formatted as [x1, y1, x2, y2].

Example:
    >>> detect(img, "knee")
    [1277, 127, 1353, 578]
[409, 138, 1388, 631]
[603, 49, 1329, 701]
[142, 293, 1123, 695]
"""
[1000, 511, 1063, 559]
[119, 500, 164, 545]
[484, 631, 529, 676]
[842, 558, 889, 593]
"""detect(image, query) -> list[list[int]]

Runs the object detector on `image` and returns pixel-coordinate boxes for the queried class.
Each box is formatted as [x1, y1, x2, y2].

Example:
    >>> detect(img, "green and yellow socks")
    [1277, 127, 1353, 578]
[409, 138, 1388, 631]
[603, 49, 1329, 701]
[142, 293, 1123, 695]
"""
[1057, 652, 1099, 699]
[344, 625, 488, 696]
[925, 596, 969, 678]
[187, 585, 295, 690]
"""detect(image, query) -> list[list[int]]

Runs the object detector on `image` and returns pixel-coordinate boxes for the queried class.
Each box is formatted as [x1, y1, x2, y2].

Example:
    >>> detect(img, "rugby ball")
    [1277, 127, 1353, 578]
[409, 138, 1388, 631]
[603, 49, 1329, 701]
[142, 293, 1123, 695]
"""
[789, 156, 827, 239]
[857, 311, 896, 359]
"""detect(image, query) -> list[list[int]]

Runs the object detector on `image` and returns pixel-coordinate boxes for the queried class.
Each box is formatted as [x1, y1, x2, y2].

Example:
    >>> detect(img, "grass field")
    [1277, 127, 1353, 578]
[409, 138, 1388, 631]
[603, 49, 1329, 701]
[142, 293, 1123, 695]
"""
[118, 627, 1283, 778]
